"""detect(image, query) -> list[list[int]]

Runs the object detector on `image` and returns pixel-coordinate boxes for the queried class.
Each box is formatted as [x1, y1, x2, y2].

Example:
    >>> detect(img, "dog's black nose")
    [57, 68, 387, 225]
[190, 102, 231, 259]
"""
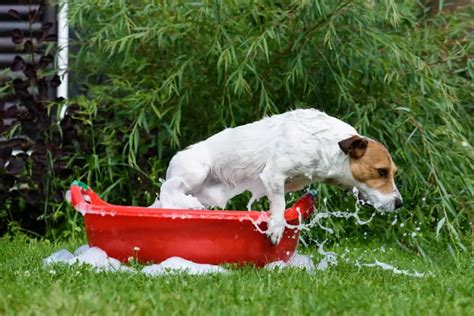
[394, 198, 403, 209]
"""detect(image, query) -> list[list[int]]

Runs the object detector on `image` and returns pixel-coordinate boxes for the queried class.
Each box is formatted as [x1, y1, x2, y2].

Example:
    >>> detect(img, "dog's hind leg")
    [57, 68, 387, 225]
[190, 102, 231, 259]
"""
[194, 178, 264, 210]
[193, 180, 237, 209]
[160, 151, 210, 209]
[246, 180, 266, 211]
[160, 177, 206, 209]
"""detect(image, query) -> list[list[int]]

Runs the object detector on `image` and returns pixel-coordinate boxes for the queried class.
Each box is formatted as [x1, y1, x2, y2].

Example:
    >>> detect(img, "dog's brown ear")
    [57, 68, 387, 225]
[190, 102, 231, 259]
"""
[338, 135, 368, 159]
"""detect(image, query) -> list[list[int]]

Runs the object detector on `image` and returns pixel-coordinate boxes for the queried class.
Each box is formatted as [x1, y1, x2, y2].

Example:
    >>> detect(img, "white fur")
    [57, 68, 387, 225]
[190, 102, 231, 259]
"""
[159, 109, 401, 244]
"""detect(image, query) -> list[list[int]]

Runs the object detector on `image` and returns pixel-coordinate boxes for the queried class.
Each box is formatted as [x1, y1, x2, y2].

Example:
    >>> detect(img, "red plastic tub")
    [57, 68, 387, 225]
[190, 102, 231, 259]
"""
[68, 181, 316, 266]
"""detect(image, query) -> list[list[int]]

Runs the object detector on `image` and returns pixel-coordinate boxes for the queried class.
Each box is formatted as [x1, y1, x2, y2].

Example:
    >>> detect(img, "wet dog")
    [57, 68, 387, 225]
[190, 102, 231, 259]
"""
[158, 109, 402, 244]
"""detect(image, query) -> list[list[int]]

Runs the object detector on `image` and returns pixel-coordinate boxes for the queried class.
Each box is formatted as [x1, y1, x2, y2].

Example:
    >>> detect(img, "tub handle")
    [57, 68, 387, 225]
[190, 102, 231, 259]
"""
[69, 181, 91, 208]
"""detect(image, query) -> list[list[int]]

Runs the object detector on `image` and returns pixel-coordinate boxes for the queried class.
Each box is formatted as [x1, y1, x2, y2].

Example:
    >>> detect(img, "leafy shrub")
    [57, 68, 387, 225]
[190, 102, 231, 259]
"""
[0, 4, 88, 237]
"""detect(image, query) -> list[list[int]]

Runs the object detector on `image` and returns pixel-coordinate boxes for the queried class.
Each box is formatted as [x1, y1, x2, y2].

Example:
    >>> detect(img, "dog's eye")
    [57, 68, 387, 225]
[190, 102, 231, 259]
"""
[377, 168, 389, 178]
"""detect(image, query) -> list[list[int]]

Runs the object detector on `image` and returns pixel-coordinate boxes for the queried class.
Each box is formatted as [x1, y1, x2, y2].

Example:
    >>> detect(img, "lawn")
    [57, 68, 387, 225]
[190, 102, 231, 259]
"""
[0, 235, 471, 315]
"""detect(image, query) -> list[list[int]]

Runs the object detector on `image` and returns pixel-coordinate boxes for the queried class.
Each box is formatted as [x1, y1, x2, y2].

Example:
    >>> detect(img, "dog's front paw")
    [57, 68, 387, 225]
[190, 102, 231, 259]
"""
[266, 217, 286, 245]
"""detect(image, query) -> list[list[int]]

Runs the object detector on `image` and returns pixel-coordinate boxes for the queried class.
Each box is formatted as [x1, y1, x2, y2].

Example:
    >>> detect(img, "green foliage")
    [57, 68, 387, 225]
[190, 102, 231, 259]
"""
[0, 2, 89, 238]
[56, 1, 472, 249]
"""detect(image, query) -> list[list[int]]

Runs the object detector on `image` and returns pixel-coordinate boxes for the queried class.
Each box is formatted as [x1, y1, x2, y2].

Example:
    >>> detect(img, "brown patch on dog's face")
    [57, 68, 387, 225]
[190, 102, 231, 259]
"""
[348, 141, 397, 194]
[339, 135, 402, 211]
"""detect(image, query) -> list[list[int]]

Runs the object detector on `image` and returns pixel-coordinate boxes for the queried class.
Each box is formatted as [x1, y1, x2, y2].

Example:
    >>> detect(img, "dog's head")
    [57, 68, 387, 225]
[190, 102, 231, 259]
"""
[338, 135, 402, 212]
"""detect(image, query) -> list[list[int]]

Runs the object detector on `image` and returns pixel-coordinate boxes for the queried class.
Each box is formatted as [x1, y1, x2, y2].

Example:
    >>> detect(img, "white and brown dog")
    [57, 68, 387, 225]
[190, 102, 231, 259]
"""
[158, 109, 402, 244]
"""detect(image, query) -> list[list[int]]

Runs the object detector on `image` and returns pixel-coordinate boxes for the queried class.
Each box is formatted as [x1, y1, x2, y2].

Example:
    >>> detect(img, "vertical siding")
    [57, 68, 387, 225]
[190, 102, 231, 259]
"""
[0, 1, 56, 69]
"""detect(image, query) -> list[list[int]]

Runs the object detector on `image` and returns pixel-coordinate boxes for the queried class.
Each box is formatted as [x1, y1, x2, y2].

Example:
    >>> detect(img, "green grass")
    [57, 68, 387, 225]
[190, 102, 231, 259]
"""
[0, 235, 471, 315]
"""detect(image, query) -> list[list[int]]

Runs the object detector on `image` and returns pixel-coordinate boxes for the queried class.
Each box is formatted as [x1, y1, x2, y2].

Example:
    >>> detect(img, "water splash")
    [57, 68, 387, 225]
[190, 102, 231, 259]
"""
[355, 260, 427, 278]
[245, 186, 375, 236]
[315, 240, 338, 270]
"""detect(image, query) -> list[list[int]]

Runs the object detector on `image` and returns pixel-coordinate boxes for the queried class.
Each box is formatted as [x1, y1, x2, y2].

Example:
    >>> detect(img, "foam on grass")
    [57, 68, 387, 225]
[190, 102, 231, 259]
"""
[44, 245, 316, 275]
[44, 245, 229, 275]
[43, 244, 430, 278]
[265, 253, 315, 271]
[142, 257, 227, 276]
[43, 246, 134, 273]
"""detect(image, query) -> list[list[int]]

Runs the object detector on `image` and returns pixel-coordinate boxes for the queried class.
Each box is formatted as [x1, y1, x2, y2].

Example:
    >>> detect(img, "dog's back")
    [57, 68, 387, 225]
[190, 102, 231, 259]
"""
[187, 109, 355, 184]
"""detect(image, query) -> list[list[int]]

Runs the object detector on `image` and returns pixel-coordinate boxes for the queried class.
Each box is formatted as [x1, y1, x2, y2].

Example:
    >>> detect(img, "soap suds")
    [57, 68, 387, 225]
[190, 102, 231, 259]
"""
[44, 245, 429, 278]
[265, 253, 315, 271]
[43, 246, 133, 273]
[142, 257, 227, 276]
[44, 246, 315, 275]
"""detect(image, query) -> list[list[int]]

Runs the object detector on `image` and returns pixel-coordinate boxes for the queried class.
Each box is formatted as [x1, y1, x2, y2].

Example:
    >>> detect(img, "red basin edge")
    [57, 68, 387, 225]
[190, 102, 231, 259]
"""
[68, 183, 317, 266]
